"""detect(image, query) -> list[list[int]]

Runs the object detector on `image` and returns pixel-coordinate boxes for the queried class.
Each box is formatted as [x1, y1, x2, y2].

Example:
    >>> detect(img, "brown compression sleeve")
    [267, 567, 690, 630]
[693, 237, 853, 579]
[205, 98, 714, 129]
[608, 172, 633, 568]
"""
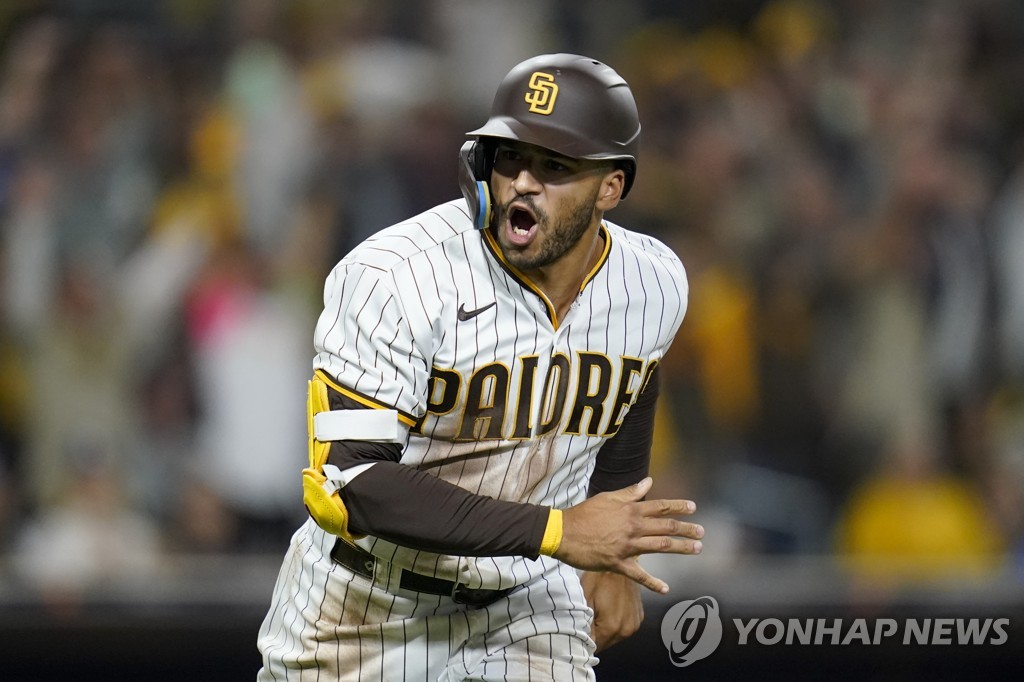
[319, 378, 550, 558]
[335, 461, 551, 559]
[587, 364, 660, 497]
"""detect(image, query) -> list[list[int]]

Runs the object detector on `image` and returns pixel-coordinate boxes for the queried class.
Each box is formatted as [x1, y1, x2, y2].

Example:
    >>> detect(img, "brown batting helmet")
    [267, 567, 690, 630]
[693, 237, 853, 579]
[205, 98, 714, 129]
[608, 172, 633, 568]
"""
[460, 54, 641, 229]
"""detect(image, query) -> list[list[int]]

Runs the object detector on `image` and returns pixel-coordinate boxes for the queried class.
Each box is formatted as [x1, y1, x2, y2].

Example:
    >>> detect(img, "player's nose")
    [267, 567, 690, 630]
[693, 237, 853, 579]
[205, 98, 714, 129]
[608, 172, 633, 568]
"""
[511, 168, 542, 195]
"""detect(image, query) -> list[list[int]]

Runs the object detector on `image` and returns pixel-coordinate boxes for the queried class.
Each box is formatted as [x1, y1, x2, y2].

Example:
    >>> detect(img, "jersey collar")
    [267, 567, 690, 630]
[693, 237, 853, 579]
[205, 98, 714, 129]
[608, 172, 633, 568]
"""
[481, 222, 612, 328]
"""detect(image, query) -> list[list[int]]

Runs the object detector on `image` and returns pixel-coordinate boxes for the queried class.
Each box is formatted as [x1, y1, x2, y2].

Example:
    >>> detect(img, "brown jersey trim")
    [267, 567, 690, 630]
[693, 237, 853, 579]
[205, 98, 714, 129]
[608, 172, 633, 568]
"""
[579, 222, 612, 290]
[322, 386, 406, 466]
[315, 368, 417, 427]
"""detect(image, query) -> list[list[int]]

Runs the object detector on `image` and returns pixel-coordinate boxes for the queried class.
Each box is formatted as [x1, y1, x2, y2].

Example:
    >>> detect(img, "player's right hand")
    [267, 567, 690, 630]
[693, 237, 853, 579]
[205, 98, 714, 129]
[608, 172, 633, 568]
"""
[553, 477, 702, 594]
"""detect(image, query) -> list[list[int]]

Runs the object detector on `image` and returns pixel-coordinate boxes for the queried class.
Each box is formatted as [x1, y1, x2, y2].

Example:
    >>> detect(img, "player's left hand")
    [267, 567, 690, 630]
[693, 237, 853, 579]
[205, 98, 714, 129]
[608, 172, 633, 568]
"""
[581, 570, 643, 652]
[554, 477, 702, 593]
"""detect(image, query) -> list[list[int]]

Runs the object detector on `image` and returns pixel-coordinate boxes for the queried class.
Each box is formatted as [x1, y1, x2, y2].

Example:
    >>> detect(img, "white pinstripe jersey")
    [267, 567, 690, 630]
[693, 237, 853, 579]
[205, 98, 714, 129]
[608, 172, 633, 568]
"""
[312, 198, 688, 591]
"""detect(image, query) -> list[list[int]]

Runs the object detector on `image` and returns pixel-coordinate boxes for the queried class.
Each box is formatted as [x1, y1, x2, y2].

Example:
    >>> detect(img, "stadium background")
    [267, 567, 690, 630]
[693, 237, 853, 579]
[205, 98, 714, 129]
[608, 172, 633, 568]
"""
[0, 0, 1022, 678]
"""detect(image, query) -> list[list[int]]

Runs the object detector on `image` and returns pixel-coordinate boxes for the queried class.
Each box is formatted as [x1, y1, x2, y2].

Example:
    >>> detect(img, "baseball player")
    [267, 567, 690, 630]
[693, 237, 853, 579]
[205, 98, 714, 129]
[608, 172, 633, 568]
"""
[257, 53, 699, 681]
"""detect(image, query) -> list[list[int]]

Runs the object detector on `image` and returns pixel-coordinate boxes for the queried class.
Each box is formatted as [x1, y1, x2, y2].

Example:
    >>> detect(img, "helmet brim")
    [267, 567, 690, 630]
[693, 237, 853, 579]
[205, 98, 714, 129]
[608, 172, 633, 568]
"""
[467, 116, 635, 163]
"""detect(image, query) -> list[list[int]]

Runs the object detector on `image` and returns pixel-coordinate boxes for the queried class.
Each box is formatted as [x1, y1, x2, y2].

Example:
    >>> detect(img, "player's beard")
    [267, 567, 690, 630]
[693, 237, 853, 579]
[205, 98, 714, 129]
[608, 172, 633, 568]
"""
[495, 187, 599, 271]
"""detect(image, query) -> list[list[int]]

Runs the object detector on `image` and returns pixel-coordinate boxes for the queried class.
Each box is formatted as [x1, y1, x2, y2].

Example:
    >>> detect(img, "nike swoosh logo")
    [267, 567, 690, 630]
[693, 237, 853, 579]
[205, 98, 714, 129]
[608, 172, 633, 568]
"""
[457, 301, 496, 321]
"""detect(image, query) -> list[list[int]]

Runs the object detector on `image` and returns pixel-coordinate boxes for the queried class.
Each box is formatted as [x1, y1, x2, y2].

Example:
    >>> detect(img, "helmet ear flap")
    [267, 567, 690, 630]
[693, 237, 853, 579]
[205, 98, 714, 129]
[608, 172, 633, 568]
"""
[459, 140, 495, 230]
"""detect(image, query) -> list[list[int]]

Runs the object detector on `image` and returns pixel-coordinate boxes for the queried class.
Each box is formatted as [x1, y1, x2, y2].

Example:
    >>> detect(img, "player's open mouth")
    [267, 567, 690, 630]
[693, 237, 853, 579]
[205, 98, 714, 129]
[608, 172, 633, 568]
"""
[506, 205, 538, 246]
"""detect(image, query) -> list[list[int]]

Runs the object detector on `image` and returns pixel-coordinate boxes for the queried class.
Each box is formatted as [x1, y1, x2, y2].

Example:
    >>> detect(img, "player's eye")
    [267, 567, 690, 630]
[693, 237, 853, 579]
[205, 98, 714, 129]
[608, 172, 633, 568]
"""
[493, 148, 525, 177]
[496, 148, 521, 163]
[542, 158, 571, 174]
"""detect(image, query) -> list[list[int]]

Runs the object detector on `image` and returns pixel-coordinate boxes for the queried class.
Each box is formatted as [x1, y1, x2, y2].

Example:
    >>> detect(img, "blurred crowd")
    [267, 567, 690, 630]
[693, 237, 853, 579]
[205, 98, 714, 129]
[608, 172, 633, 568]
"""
[0, 0, 1023, 602]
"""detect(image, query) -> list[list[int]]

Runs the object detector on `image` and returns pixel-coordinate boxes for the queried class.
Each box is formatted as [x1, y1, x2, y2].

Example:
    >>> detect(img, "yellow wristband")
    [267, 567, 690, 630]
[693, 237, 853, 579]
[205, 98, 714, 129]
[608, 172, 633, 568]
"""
[539, 508, 563, 556]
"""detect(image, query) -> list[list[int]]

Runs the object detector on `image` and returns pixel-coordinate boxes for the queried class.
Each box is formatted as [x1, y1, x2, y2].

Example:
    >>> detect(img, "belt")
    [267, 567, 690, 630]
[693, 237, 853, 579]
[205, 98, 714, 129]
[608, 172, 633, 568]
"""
[330, 539, 514, 608]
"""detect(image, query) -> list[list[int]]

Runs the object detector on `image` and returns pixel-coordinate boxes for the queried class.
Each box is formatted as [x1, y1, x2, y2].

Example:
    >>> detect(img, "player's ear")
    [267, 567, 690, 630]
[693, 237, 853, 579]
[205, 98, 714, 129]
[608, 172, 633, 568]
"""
[595, 167, 626, 211]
